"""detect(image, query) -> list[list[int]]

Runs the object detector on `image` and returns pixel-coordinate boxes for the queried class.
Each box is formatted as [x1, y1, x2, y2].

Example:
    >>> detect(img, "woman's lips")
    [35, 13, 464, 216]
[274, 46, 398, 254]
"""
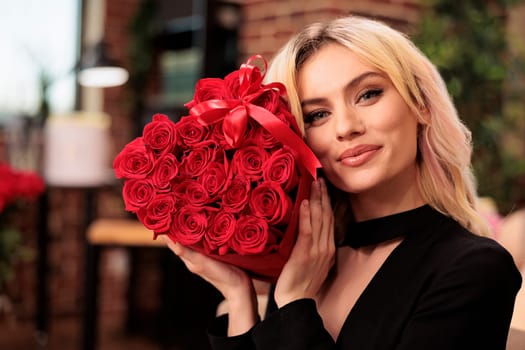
[339, 145, 381, 167]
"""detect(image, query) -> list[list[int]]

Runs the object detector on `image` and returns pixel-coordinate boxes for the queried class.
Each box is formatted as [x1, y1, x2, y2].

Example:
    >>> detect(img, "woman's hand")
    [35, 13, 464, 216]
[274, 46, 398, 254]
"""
[274, 178, 335, 307]
[161, 236, 259, 336]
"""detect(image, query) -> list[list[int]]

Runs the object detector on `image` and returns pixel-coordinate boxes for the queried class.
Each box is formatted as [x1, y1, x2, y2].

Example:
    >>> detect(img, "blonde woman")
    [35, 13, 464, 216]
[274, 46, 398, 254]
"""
[163, 16, 521, 349]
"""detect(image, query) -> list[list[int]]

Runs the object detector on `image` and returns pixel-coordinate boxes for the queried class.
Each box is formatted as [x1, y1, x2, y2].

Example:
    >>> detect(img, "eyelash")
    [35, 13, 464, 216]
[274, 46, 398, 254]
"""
[303, 88, 384, 126]
[358, 88, 383, 102]
[303, 110, 328, 125]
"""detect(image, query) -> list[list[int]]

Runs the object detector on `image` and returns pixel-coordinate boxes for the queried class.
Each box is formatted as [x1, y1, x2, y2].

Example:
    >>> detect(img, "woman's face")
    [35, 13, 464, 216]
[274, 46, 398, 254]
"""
[297, 43, 420, 198]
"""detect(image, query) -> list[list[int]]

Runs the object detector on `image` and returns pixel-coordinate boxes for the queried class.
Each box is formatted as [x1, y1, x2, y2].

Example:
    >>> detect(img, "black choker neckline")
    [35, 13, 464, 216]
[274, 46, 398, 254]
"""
[340, 205, 439, 249]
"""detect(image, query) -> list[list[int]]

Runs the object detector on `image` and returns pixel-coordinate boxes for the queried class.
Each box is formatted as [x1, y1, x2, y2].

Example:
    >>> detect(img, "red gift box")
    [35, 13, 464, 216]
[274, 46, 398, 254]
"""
[114, 56, 321, 281]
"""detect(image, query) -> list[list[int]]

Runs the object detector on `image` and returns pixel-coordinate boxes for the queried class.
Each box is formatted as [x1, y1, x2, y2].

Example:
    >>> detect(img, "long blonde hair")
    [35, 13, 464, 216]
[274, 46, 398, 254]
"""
[266, 15, 491, 236]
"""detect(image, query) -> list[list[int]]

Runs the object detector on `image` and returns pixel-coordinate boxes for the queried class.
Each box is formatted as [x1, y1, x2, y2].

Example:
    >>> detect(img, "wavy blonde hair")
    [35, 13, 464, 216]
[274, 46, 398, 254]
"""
[265, 15, 490, 236]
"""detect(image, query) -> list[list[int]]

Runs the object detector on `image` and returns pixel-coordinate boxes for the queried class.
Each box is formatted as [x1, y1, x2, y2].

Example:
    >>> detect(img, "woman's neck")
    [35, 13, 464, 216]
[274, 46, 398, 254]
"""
[349, 171, 425, 222]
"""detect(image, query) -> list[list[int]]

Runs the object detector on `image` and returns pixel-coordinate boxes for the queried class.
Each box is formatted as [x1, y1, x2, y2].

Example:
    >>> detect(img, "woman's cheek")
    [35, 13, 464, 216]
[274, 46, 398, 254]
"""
[305, 135, 330, 165]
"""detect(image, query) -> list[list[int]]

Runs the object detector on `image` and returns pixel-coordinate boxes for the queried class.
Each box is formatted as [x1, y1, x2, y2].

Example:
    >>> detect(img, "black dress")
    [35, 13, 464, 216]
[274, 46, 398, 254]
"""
[208, 205, 522, 350]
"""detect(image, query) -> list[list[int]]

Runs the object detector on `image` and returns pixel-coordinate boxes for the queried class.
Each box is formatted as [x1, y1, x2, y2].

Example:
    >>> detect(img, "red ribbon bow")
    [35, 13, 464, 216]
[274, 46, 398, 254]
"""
[188, 55, 321, 179]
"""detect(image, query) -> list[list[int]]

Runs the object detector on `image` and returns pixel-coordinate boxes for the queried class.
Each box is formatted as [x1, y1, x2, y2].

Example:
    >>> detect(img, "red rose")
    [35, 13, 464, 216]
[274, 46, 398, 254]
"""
[244, 121, 279, 149]
[275, 103, 301, 134]
[209, 122, 233, 150]
[181, 141, 218, 177]
[172, 180, 191, 202]
[113, 138, 154, 179]
[263, 147, 299, 192]
[137, 193, 177, 233]
[14, 172, 45, 199]
[176, 115, 210, 147]
[170, 206, 213, 245]
[221, 176, 250, 213]
[204, 211, 236, 255]
[251, 88, 281, 113]
[0, 163, 45, 210]
[151, 153, 179, 192]
[185, 78, 227, 110]
[231, 145, 269, 181]
[249, 182, 292, 225]
[143, 114, 178, 155]
[122, 179, 155, 212]
[183, 180, 211, 207]
[199, 160, 229, 198]
[0, 164, 45, 216]
[230, 215, 271, 255]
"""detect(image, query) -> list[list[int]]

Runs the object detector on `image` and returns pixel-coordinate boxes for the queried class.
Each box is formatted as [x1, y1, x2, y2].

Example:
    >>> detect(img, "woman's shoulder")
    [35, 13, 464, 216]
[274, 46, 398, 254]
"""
[427, 216, 521, 287]
[435, 216, 511, 260]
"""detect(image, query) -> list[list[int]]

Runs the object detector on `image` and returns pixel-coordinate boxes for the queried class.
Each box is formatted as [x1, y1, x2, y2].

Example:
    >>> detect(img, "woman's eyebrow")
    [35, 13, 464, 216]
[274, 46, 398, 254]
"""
[347, 71, 384, 88]
[300, 71, 384, 108]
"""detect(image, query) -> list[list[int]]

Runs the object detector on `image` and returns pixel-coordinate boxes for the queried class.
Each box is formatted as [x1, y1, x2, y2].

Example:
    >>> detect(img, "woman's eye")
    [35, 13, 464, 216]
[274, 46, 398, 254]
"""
[357, 88, 383, 103]
[303, 110, 329, 125]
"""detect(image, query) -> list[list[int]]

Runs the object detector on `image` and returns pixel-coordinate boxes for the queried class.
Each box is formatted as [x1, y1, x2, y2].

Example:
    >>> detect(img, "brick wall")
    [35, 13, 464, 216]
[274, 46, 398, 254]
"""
[239, 0, 421, 60]
[104, 0, 143, 161]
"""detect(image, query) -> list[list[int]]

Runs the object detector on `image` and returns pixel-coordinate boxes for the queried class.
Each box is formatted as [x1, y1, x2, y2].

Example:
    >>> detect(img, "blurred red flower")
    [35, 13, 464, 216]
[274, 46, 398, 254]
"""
[0, 162, 45, 213]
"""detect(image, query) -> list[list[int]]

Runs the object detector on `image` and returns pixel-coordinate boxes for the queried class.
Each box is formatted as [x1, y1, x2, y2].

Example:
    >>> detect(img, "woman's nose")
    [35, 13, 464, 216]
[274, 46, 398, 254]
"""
[335, 107, 365, 141]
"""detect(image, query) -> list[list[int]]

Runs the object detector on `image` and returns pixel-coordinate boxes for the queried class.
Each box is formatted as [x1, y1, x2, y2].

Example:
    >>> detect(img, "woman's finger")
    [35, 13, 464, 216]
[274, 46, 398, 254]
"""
[161, 236, 204, 274]
[308, 180, 323, 242]
[319, 178, 334, 248]
[163, 236, 221, 278]
[292, 199, 314, 256]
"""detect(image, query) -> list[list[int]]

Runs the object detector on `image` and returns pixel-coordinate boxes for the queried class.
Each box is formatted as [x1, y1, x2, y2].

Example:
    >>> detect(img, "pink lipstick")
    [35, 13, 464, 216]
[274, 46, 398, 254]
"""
[339, 145, 381, 167]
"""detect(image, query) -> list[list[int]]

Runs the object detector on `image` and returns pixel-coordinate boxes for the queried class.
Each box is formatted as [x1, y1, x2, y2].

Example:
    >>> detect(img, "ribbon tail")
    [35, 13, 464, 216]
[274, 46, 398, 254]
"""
[247, 104, 321, 179]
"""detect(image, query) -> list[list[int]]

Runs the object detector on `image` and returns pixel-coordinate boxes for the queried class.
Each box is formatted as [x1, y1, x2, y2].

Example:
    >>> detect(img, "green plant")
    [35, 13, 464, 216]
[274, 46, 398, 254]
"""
[0, 220, 33, 292]
[414, 0, 525, 213]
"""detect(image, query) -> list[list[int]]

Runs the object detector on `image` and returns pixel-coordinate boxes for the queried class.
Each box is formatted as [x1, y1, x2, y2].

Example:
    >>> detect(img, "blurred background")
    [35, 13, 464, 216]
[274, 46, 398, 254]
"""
[0, 0, 524, 349]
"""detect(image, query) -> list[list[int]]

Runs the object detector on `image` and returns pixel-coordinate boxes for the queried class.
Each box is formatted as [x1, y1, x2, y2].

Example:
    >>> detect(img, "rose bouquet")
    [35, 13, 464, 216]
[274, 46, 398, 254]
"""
[0, 162, 45, 290]
[113, 56, 321, 280]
